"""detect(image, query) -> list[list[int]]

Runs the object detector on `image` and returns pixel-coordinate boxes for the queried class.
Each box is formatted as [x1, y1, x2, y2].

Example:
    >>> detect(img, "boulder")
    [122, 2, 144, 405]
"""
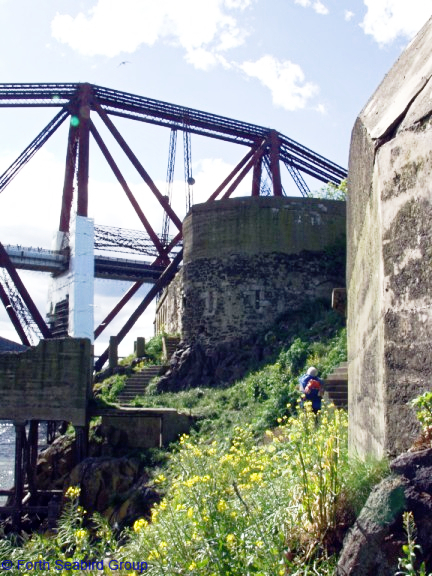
[66, 457, 159, 526]
[337, 448, 432, 575]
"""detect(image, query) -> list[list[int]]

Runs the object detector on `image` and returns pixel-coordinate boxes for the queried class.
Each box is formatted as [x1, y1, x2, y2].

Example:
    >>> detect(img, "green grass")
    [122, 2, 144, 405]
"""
[130, 314, 348, 441]
[1, 305, 391, 575]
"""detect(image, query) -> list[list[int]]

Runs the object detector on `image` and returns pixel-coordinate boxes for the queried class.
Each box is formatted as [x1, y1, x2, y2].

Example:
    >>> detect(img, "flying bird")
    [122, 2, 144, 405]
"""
[118, 61, 131, 67]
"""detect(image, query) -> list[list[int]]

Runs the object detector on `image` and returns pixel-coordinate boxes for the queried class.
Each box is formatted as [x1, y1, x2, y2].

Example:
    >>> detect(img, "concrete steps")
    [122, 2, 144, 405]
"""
[324, 361, 348, 408]
[117, 365, 165, 403]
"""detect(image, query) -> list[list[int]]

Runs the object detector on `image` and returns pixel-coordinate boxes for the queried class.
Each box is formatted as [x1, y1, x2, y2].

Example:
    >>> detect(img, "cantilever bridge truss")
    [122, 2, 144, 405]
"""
[0, 83, 347, 370]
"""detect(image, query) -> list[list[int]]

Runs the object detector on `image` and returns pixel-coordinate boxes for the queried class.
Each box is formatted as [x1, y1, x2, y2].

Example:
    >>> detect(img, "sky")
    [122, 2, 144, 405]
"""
[0, 0, 432, 359]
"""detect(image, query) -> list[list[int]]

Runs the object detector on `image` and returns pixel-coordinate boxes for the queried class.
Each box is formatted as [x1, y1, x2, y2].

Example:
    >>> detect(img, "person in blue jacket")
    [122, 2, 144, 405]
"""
[299, 366, 324, 413]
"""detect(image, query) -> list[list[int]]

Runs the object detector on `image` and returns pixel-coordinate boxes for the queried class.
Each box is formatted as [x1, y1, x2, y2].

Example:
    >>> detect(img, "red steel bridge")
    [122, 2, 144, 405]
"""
[0, 83, 347, 371]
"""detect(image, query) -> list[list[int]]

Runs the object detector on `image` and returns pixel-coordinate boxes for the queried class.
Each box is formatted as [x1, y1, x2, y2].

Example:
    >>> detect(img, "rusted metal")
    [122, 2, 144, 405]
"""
[95, 103, 183, 232]
[269, 130, 283, 197]
[0, 83, 348, 356]
[0, 282, 30, 345]
[207, 147, 256, 202]
[59, 122, 78, 233]
[94, 249, 183, 372]
[94, 280, 144, 339]
[77, 84, 92, 217]
[252, 155, 263, 196]
[222, 146, 265, 199]
[0, 243, 52, 340]
[0, 108, 69, 194]
[162, 129, 177, 245]
[89, 121, 166, 258]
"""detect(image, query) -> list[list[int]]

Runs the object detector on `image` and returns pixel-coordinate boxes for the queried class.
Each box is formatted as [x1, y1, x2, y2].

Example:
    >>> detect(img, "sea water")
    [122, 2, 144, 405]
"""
[0, 421, 49, 505]
[0, 421, 14, 504]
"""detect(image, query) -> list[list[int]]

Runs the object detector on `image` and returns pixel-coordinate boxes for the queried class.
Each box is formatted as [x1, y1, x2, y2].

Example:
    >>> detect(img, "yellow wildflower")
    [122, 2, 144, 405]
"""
[217, 499, 228, 512]
[75, 529, 87, 541]
[133, 518, 148, 533]
[65, 486, 80, 499]
[226, 533, 236, 548]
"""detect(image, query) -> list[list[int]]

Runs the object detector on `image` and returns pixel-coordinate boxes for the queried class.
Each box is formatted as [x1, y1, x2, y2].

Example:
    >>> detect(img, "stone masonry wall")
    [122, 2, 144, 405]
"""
[154, 268, 184, 336]
[157, 196, 346, 347]
[348, 16, 432, 458]
[0, 338, 92, 426]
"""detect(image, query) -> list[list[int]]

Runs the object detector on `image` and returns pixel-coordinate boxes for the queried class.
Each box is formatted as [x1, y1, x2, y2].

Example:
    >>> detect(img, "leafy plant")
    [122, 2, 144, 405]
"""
[410, 391, 432, 431]
[313, 179, 347, 201]
[396, 511, 432, 576]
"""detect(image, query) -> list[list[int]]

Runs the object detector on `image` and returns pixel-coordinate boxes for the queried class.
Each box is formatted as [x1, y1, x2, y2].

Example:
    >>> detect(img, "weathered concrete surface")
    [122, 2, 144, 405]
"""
[157, 196, 346, 348]
[97, 406, 194, 447]
[0, 338, 92, 426]
[348, 16, 432, 458]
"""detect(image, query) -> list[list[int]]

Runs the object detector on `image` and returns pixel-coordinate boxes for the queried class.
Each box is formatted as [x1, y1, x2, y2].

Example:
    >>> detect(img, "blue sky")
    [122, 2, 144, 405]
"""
[0, 0, 432, 355]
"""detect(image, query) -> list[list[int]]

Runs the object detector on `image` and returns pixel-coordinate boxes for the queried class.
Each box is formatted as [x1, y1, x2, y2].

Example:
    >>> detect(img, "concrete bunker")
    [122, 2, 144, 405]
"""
[156, 196, 346, 348]
[347, 16, 432, 458]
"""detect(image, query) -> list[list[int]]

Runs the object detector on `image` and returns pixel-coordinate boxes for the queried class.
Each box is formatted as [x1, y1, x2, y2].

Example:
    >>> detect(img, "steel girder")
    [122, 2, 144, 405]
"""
[0, 82, 347, 366]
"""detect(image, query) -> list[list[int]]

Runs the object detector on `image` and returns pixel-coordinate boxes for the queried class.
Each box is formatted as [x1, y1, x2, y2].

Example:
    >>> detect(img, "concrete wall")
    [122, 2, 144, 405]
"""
[156, 196, 346, 347]
[0, 338, 92, 426]
[101, 408, 194, 448]
[348, 17, 432, 458]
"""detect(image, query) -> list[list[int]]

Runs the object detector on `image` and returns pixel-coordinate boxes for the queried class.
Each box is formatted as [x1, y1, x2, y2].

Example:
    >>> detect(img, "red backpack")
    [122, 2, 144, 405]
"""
[305, 378, 321, 395]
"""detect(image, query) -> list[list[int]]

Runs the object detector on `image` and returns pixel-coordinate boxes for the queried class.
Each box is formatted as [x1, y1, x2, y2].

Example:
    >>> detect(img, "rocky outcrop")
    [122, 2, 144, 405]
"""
[337, 448, 432, 575]
[67, 457, 159, 526]
[34, 426, 161, 527]
[156, 337, 265, 392]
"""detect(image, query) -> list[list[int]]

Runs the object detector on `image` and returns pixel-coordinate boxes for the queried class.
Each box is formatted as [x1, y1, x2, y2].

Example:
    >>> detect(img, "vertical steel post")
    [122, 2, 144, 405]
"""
[59, 123, 78, 233]
[28, 420, 39, 470]
[252, 156, 262, 196]
[77, 84, 92, 217]
[13, 421, 26, 529]
[269, 130, 283, 197]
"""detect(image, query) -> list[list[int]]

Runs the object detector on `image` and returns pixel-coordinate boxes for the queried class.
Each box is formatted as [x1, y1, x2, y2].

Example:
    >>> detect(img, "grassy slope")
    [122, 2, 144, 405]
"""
[0, 306, 390, 575]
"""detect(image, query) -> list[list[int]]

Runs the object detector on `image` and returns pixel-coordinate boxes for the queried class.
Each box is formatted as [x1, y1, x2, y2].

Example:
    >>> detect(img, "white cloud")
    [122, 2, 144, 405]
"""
[240, 55, 319, 111]
[51, 0, 252, 68]
[345, 10, 355, 22]
[315, 103, 327, 114]
[313, 1, 329, 16]
[361, 0, 432, 45]
[294, 0, 329, 15]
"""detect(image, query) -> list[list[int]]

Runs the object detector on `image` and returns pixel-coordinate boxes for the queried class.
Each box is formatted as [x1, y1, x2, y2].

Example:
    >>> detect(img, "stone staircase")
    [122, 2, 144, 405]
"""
[163, 335, 181, 361]
[324, 361, 348, 408]
[117, 365, 165, 403]
[117, 336, 181, 404]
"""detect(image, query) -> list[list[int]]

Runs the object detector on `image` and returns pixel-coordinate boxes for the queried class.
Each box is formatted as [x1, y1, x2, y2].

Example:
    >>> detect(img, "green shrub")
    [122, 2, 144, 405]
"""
[410, 391, 432, 431]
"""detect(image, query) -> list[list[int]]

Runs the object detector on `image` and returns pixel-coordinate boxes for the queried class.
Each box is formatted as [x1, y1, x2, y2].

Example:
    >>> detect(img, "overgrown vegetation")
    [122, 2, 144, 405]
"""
[94, 373, 127, 404]
[0, 403, 388, 575]
[132, 313, 347, 440]
[0, 304, 394, 575]
[313, 179, 347, 201]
